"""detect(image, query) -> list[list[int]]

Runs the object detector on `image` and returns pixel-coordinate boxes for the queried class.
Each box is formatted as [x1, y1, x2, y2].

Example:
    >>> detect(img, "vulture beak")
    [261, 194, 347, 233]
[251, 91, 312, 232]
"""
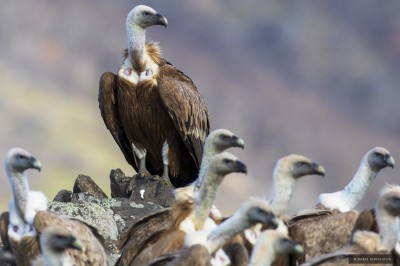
[311, 162, 325, 177]
[249, 208, 278, 229]
[235, 160, 248, 174]
[385, 154, 395, 168]
[30, 157, 42, 172]
[156, 13, 168, 27]
[232, 135, 245, 150]
[70, 238, 85, 251]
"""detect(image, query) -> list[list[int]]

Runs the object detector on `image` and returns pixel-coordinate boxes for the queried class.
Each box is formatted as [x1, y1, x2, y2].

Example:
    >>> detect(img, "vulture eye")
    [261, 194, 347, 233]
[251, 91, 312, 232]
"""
[220, 135, 230, 141]
[296, 161, 307, 167]
[223, 159, 231, 164]
[143, 11, 151, 16]
[16, 155, 24, 160]
[374, 152, 382, 157]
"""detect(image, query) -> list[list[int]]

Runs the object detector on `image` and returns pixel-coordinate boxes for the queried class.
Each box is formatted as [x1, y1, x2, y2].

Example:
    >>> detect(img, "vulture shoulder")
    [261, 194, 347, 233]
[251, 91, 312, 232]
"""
[98, 71, 137, 170]
[156, 63, 210, 168]
[289, 208, 359, 263]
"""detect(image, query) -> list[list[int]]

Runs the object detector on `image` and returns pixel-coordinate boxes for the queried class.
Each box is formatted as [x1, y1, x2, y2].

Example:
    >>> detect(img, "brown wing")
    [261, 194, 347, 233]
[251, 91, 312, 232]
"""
[157, 64, 210, 169]
[130, 229, 186, 266]
[289, 210, 359, 264]
[116, 208, 174, 265]
[350, 208, 378, 239]
[117, 200, 194, 265]
[0, 212, 9, 250]
[223, 235, 249, 266]
[34, 211, 107, 266]
[149, 245, 212, 266]
[99, 72, 138, 171]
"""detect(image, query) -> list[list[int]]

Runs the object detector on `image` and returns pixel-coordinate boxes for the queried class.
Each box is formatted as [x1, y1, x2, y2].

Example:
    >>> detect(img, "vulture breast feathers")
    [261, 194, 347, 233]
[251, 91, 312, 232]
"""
[100, 45, 209, 187]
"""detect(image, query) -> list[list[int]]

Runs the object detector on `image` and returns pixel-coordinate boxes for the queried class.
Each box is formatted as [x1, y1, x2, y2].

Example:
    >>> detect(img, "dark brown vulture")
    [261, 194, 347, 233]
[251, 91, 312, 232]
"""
[99, 4, 210, 187]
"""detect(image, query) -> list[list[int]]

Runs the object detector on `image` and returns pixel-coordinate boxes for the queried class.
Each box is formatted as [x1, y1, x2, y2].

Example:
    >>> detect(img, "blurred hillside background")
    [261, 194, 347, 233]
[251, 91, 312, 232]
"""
[1, 0, 400, 215]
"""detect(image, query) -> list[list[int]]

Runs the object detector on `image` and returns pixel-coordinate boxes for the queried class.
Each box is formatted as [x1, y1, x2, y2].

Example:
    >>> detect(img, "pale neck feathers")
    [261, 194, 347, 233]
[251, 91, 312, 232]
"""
[268, 167, 296, 216]
[205, 207, 252, 253]
[319, 158, 377, 212]
[6, 166, 29, 220]
[192, 171, 224, 230]
[249, 230, 282, 266]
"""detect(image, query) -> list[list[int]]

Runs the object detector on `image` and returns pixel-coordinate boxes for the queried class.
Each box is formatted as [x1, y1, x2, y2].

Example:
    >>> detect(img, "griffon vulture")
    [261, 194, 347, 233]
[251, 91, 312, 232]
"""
[99, 4, 210, 187]
[116, 152, 247, 265]
[288, 147, 395, 263]
[0, 148, 107, 266]
[244, 154, 325, 248]
[174, 128, 245, 201]
[301, 184, 400, 266]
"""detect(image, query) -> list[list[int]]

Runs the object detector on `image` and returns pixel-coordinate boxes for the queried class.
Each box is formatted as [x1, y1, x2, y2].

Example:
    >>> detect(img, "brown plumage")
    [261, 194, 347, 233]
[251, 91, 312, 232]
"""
[99, 5, 209, 187]
[288, 208, 359, 264]
[148, 244, 212, 266]
[116, 200, 194, 265]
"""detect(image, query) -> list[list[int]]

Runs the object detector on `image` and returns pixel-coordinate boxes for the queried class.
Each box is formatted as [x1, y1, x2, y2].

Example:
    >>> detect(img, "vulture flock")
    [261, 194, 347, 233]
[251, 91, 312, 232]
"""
[1, 4, 399, 266]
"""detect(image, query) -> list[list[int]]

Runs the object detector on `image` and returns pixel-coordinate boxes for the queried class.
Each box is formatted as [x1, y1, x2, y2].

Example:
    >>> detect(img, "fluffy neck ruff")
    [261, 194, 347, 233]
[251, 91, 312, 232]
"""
[268, 167, 296, 216]
[319, 158, 377, 212]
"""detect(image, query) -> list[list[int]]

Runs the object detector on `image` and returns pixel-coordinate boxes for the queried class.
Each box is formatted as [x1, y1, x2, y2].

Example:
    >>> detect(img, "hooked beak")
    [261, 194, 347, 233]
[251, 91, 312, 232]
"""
[311, 162, 325, 177]
[235, 160, 247, 174]
[30, 157, 42, 172]
[385, 154, 395, 168]
[156, 13, 168, 28]
[232, 135, 245, 150]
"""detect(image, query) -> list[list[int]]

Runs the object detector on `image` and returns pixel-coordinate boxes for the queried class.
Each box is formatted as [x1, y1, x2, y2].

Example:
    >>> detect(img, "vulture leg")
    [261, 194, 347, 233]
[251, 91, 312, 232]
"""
[161, 141, 169, 180]
[132, 143, 150, 177]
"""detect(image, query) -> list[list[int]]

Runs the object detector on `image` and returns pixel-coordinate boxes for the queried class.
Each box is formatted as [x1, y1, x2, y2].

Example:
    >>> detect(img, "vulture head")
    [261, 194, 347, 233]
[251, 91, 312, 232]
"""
[127, 5, 168, 30]
[365, 147, 395, 172]
[275, 154, 325, 180]
[41, 226, 84, 254]
[208, 152, 247, 177]
[206, 129, 245, 153]
[378, 184, 400, 217]
[241, 198, 279, 228]
[5, 148, 42, 173]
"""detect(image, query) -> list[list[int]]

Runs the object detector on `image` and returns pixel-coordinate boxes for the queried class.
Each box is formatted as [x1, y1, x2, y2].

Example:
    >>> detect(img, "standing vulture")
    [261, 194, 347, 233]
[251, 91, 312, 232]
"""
[99, 4, 210, 187]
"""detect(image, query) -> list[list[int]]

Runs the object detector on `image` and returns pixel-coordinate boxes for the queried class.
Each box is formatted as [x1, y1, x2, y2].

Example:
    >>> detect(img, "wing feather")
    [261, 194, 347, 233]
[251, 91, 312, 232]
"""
[99, 72, 138, 171]
[157, 65, 210, 168]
